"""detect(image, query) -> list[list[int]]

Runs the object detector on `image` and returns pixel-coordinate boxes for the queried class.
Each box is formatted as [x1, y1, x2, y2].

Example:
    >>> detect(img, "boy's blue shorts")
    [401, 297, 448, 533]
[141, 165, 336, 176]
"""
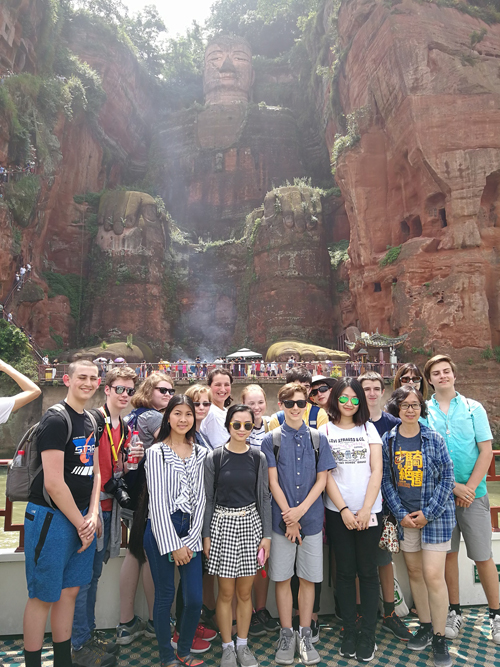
[24, 502, 96, 603]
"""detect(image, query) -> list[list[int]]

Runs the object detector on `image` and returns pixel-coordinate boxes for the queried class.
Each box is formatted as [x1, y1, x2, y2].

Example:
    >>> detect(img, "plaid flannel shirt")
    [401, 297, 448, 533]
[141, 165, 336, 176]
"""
[382, 424, 456, 544]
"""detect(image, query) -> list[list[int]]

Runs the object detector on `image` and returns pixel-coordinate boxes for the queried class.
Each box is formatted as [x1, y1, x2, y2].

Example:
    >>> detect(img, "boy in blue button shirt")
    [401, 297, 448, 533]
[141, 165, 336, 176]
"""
[262, 382, 335, 665]
[423, 354, 499, 645]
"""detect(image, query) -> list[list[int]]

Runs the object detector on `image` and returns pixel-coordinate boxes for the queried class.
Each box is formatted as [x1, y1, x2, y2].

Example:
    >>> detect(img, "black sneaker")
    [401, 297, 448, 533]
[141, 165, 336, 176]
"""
[92, 631, 120, 655]
[382, 611, 412, 642]
[339, 630, 356, 658]
[249, 611, 267, 637]
[432, 633, 452, 667]
[408, 624, 433, 651]
[355, 634, 377, 663]
[255, 608, 280, 632]
[72, 639, 117, 667]
[310, 619, 320, 644]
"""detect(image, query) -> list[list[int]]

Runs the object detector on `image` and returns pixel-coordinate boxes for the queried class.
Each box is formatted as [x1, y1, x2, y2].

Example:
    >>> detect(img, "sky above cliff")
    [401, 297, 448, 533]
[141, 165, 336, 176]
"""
[123, 0, 212, 36]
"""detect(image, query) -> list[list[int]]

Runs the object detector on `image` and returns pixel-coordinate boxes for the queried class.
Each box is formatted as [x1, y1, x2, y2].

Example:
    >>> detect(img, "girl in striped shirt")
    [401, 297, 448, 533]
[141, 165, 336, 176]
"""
[143, 395, 207, 667]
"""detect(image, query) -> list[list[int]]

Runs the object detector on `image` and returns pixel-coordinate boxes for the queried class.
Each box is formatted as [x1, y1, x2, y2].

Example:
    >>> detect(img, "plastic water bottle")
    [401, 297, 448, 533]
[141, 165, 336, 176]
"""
[128, 432, 140, 470]
[12, 450, 25, 467]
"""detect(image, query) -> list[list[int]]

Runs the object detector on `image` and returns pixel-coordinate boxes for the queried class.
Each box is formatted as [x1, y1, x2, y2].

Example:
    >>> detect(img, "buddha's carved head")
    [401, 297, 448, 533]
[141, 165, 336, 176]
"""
[204, 35, 254, 104]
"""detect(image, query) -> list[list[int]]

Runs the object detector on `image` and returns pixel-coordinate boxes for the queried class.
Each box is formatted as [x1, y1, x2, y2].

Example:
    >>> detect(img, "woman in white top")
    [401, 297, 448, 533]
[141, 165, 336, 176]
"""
[143, 395, 207, 667]
[319, 378, 383, 663]
[200, 369, 233, 447]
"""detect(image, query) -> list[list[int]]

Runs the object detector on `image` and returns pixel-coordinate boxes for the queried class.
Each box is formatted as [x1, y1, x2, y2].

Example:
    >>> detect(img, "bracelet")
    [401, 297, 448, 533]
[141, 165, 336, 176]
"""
[339, 506, 349, 513]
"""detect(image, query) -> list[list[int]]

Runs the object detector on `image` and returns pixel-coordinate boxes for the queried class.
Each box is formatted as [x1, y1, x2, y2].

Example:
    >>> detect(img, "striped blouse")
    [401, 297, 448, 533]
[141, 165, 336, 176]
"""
[146, 441, 207, 555]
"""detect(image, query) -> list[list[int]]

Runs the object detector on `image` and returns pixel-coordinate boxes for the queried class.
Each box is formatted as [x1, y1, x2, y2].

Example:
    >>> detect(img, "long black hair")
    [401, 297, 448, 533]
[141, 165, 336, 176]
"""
[155, 394, 197, 443]
[327, 377, 370, 426]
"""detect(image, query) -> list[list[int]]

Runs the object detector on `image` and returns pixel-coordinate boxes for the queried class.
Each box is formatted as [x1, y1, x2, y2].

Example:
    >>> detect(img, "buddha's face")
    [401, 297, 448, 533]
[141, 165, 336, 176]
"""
[204, 38, 254, 104]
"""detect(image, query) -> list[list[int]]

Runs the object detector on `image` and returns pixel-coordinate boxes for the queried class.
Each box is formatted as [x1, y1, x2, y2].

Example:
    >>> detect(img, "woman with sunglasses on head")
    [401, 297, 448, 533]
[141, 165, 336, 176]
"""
[115, 372, 175, 645]
[142, 395, 207, 667]
[382, 387, 455, 667]
[203, 405, 272, 667]
[319, 378, 383, 663]
[200, 369, 233, 448]
[394, 363, 429, 399]
[185, 384, 213, 450]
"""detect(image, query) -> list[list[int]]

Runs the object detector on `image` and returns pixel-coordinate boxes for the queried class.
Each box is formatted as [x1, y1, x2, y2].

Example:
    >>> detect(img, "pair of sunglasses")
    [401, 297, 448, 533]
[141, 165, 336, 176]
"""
[400, 376, 421, 384]
[193, 401, 211, 407]
[230, 421, 254, 431]
[282, 399, 307, 409]
[111, 385, 135, 396]
[156, 387, 175, 395]
[338, 395, 360, 406]
[310, 385, 330, 397]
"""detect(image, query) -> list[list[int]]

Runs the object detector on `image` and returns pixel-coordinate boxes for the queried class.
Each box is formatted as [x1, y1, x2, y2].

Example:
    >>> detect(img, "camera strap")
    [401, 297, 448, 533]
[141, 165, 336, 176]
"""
[100, 405, 126, 464]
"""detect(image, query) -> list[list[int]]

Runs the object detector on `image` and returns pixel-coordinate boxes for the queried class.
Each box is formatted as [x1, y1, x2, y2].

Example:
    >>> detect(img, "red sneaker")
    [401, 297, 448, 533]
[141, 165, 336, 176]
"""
[195, 624, 217, 642]
[171, 631, 210, 654]
[176, 653, 206, 667]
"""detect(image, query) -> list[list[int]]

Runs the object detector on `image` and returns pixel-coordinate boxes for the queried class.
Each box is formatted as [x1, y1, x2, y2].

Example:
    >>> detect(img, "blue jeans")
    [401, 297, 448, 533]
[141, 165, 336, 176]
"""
[72, 511, 112, 649]
[144, 512, 202, 663]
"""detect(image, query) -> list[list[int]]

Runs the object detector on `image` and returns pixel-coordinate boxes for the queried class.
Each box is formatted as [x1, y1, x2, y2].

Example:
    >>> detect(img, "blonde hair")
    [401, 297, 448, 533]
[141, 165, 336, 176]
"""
[241, 384, 267, 403]
[185, 384, 210, 403]
[131, 372, 174, 409]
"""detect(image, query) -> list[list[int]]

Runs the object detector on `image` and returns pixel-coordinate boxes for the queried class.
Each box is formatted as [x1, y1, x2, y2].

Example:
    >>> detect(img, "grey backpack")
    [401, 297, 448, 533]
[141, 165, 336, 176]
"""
[6, 403, 97, 506]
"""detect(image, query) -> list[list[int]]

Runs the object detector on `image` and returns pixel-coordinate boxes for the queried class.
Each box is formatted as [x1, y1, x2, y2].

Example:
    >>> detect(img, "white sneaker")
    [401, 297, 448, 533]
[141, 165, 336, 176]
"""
[491, 614, 500, 644]
[444, 610, 462, 639]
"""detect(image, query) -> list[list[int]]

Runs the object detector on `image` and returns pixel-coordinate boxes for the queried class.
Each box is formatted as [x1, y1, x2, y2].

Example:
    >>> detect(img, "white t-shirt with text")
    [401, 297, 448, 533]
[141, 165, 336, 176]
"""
[319, 421, 383, 514]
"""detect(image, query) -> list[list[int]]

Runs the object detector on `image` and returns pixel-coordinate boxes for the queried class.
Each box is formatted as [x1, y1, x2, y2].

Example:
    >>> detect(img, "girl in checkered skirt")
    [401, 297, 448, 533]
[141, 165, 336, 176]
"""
[203, 405, 272, 667]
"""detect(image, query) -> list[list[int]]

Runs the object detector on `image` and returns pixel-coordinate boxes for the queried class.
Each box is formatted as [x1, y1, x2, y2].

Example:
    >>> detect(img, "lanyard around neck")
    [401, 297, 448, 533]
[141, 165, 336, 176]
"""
[101, 405, 126, 463]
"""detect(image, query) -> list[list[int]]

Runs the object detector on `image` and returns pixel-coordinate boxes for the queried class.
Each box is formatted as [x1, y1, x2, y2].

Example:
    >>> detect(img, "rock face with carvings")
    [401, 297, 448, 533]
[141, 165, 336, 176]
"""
[247, 185, 336, 348]
[328, 0, 500, 354]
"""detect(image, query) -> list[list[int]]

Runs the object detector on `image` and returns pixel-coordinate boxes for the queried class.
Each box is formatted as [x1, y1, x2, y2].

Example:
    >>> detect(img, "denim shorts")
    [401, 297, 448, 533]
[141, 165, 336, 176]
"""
[25, 502, 96, 602]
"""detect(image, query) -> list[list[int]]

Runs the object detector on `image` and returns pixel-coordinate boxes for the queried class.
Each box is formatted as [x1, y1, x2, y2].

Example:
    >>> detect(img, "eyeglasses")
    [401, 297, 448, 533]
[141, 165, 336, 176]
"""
[400, 402, 421, 411]
[156, 387, 175, 395]
[230, 421, 254, 431]
[400, 376, 421, 384]
[282, 399, 308, 409]
[338, 396, 360, 406]
[111, 385, 135, 396]
[193, 401, 211, 407]
[310, 386, 330, 397]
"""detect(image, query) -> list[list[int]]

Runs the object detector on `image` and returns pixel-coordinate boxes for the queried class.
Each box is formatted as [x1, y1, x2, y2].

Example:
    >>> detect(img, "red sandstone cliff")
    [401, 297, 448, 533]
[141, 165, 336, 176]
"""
[325, 0, 500, 354]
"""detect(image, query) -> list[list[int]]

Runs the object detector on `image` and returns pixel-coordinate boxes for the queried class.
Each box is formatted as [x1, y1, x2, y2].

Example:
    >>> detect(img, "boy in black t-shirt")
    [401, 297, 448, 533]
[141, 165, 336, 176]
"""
[23, 360, 101, 667]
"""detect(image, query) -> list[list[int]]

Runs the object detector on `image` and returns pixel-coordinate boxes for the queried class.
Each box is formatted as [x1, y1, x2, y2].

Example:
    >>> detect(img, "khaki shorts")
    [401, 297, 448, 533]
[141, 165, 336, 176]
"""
[268, 530, 323, 583]
[450, 494, 493, 561]
[400, 527, 451, 553]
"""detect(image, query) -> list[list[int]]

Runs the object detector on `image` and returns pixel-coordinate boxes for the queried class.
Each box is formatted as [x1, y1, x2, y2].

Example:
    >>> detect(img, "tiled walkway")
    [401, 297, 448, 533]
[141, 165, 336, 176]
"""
[1, 608, 498, 666]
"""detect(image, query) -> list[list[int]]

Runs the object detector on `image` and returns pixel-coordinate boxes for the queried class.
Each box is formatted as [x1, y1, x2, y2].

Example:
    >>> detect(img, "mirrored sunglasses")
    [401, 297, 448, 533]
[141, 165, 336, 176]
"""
[338, 395, 360, 406]
[111, 385, 135, 396]
[400, 376, 421, 384]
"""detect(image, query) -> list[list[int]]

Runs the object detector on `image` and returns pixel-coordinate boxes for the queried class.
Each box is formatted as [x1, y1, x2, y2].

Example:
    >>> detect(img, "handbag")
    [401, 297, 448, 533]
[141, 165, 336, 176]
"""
[378, 434, 400, 553]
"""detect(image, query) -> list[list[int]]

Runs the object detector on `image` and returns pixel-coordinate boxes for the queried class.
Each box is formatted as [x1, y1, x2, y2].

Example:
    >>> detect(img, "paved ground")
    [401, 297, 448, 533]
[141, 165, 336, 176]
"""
[1, 608, 498, 666]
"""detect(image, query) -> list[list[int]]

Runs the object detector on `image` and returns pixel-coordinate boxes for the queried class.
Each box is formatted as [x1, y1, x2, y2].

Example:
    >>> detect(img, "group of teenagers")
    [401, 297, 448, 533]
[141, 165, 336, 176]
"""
[18, 353, 500, 667]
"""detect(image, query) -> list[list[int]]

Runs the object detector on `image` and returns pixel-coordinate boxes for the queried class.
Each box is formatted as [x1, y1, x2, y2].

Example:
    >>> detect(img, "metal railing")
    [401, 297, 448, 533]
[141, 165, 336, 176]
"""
[38, 361, 404, 384]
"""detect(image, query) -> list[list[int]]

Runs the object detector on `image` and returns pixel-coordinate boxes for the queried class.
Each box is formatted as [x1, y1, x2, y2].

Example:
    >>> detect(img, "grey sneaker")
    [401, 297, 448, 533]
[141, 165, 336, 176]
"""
[144, 619, 156, 638]
[297, 628, 320, 666]
[408, 624, 433, 651]
[275, 628, 295, 665]
[221, 644, 238, 667]
[432, 634, 452, 667]
[236, 645, 258, 667]
[72, 639, 117, 667]
[116, 616, 146, 645]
